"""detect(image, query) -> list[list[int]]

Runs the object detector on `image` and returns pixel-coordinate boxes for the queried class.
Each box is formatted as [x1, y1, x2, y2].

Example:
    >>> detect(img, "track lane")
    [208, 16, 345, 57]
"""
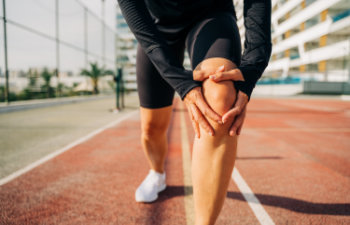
[0, 105, 187, 224]
[1, 97, 349, 224]
[182, 101, 261, 225]
[234, 98, 350, 225]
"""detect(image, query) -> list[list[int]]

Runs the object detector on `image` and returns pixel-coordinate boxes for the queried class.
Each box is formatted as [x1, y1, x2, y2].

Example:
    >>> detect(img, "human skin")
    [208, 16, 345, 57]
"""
[140, 106, 173, 173]
[139, 57, 248, 225]
[188, 57, 239, 225]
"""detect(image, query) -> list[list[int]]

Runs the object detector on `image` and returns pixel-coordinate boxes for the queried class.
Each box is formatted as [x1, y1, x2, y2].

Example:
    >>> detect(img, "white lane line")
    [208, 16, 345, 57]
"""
[0, 110, 138, 186]
[180, 103, 195, 225]
[232, 169, 275, 225]
[179, 99, 274, 225]
[340, 95, 350, 101]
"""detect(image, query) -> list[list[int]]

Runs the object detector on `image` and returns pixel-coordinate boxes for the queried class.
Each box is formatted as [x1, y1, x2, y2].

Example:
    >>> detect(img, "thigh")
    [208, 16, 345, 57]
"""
[136, 41, 185, 109]
[185, 11, 241, 70]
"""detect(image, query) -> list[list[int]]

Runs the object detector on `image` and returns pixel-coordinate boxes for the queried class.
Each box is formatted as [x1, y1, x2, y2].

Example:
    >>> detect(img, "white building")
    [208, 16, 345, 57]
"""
[115, 4, 196, 92]
[116, 5, 138, 91]
[116, 0, 350, 95]
[235, 0, 350, 83]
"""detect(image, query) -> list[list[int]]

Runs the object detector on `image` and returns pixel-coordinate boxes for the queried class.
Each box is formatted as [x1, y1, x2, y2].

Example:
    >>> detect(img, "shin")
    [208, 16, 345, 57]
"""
[192, 58, 238, 225]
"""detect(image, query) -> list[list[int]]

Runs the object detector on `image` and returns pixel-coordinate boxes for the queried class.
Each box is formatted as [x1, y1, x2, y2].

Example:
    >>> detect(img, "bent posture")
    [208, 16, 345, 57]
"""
[118, 0, 272, 224]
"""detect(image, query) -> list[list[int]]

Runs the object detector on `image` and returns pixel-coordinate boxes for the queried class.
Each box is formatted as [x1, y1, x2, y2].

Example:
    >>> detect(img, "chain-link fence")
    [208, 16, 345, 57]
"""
[0, 0, 117, 102]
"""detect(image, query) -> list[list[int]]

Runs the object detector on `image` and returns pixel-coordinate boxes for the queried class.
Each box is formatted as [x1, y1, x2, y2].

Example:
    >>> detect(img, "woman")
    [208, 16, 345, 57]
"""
[118, 0, 272, 224]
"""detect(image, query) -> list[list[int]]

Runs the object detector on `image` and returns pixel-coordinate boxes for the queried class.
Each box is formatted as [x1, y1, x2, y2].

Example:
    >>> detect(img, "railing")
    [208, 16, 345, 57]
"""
[332, 9, 350, 22]
[257, 76, 302, 85]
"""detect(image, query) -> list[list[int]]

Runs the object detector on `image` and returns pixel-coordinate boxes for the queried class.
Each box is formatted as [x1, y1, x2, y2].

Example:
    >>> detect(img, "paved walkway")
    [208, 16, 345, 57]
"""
[0, 96, 349, 224]
[0, 94, 139, 178]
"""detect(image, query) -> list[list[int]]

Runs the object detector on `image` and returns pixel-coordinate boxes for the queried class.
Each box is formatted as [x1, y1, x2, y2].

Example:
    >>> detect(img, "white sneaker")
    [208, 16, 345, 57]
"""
[135, 169, 166, 202]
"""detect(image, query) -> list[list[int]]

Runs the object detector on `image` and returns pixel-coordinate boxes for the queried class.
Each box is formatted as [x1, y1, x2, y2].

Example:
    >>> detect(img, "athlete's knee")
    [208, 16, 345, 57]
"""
[140, 107, 172, 140]
[196, 58, 238, 116]
[141, 120, 168, 141]
[194, 58, 238, 136]
[202, 79, 236, 116]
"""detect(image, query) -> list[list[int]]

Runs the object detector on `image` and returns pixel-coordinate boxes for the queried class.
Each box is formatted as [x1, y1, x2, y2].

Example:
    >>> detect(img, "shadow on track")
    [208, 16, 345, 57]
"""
[156, 185, 350, 216]
[227, 192, 350, 216]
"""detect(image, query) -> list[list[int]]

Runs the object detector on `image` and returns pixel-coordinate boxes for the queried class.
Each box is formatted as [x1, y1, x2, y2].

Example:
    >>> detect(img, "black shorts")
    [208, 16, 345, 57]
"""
[136, 11, 241, 109]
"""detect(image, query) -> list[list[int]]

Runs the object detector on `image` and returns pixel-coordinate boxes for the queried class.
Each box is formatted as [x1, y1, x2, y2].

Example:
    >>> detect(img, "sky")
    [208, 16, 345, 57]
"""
[0, 0, 118, 73]
[79, 0, 117, 30]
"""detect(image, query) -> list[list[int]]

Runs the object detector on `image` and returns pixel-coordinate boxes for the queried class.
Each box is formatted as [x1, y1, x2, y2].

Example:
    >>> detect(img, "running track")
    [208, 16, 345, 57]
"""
[1, 97, 350, 224]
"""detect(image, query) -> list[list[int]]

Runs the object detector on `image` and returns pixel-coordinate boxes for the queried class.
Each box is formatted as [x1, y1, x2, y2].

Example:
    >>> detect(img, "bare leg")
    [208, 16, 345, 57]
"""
[140, 106, 173, 173]
[192, 58, 238, 225]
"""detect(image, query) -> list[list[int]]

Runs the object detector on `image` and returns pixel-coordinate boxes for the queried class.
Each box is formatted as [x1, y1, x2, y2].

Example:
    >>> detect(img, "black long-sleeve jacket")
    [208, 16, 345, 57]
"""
[117, 0, 272, 102]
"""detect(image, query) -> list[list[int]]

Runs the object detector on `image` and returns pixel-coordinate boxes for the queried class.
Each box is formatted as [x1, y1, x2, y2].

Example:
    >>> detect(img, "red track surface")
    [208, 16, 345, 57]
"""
[1, 98, 350, 224]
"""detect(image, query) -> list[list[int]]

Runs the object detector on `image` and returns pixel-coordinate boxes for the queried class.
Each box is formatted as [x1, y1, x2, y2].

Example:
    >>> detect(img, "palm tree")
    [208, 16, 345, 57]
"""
[41, 67, 54, 98]
[80, 62, 114, 94]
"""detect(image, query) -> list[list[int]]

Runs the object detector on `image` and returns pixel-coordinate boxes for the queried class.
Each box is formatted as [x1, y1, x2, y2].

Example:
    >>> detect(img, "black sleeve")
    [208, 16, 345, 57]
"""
[236, 0, 272, 102]
[117, 0, 201, 100]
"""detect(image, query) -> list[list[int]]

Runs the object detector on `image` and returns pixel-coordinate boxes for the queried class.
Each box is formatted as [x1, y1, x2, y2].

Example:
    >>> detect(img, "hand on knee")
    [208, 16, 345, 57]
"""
[202, 79, 237, 117]
[193, 58, 240, 137]
[201, 79, 238, 138]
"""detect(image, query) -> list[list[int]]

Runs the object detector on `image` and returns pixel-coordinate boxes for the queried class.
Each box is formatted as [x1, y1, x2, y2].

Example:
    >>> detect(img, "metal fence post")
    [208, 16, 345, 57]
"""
[115, 67, 121, 110]
[121, 68, 124, 108]
[84, 6, 88, 68]
[55, 0, 60, 97]
[2, 0, 9, 103]
[101, 0, 106, 67]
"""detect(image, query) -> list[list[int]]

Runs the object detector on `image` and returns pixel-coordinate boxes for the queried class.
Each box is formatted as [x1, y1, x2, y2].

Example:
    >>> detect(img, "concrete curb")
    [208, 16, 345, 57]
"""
[0, 95, 114, 113]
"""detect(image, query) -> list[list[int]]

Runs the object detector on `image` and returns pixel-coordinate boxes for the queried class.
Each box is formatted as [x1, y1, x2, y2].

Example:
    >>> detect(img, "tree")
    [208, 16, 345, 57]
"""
[41, 67, 54, 98]
[80, 62, 114, 94]
[28, 68, 37, 87]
